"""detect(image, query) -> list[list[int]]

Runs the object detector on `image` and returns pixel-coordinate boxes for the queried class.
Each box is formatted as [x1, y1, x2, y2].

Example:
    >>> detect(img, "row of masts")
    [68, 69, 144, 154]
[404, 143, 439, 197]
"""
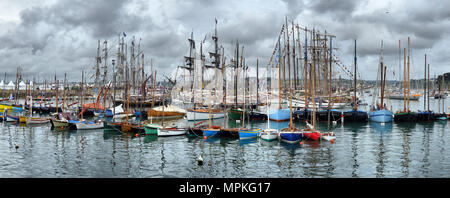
[176, 18, 344, 111]
[92, 34, 153, 98]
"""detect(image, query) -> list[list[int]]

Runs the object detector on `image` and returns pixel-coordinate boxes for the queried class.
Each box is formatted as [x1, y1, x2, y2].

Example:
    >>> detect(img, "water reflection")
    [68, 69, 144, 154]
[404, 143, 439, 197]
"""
[397, 122, 414, 178]
[0, 109, 449, 178]
[369, 121, 393, 134]
[239, 138, 257, 146]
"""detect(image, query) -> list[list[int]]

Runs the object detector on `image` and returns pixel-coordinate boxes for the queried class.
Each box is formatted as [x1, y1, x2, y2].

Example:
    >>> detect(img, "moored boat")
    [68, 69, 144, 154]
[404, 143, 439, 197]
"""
[238, 128, 262, 139]
[259, 129, 278, 141]
[369, 110, 393, 123]
[417, 111, 434, 121]
[202, 128, 221, 138]
[144, 123, 161, 135]
[268, 109, 290, 122]
[228, 108, 244, 120]
[26, 117, 50, 124]
[343, 110, 368, 122]
[75, 120, 104, 130]
[147, 105, 186, 119]
[302, 128, 320, 141]
[279, 129, 303, 143]
[394, 111, 417, 122]
[435, 113, 448, 120]
[157, 127, 187, 137]
[187, 108, 225, 121]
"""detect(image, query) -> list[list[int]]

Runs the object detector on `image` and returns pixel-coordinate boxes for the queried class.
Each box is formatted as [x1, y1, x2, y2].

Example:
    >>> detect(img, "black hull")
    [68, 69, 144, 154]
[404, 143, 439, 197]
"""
[293, 110, 309, 121]
[435, 113, 448, 120]
[188, 127, 203, 136]
[129, 125, 145, 133]
[417, 111, 435, 121]
[343, 111, 368, 122]
[248, 111, 267, 121]
[317, 110, 342, 122]
[219, 129, 239, 138]
[394, 112, 418, 122]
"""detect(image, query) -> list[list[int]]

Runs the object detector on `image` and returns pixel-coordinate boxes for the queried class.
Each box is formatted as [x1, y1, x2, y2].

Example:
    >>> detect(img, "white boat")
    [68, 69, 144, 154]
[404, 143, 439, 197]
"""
[51, 118, 69, 127]
[113, 113, 134, 119]
[75, 121, 104, 130]
[157, 127, 187, 137]
[321, 132, 336, 141]
[289, 99, 347, 109]
[26, 117, 50, 124]
[259, 129, 278, 141]
[93, 110, 105, 117]
[186, 109, 225, 121]
[259, 94, 279, 141]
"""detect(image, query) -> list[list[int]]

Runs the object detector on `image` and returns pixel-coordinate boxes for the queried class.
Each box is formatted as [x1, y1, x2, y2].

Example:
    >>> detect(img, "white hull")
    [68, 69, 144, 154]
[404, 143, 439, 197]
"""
[27, 118, 50, 124]
[288, 99, 347, 109]
[259, 129, 279, 141]
[157, 128, 187, 137]
[75, 122, 104, 130]
[93, 111, 104, 117]
[321, 135, 336, 141]
[53, 120, 69, 127]
[187, 111, 225, 121]
[113, 113, 134, 119]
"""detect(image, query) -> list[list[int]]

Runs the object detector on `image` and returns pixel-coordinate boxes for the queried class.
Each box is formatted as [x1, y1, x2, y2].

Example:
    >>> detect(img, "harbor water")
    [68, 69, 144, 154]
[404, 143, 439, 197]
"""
[0, 95, 449, 178]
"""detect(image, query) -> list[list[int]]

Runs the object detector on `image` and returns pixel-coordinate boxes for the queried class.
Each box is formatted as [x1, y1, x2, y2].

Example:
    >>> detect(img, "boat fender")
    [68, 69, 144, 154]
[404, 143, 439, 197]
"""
[197, 155, 203, 166]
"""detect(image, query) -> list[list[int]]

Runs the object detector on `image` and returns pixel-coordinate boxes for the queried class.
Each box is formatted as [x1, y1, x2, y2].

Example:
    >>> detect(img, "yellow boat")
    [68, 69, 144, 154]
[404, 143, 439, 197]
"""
[19, 116, 26, 123]
[0, 104, 13, 111]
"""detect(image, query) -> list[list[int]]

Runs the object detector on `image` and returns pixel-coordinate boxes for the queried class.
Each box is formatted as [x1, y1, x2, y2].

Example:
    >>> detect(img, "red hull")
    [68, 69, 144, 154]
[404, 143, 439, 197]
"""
[303, 132, 320, 141]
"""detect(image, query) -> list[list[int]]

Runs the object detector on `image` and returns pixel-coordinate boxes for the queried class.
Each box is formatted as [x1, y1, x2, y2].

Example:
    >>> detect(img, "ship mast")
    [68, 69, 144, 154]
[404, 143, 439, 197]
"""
[102, 40, 108, 86]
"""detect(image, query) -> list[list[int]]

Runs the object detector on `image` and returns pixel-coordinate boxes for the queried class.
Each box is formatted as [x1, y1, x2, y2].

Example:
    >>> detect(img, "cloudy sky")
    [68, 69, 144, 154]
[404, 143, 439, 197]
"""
[0, 0, 449, 83]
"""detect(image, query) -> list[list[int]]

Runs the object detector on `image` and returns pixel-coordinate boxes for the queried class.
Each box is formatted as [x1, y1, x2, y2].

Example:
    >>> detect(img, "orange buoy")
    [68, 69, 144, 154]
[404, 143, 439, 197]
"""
[300, 141, 303, 146]
[135, 133, 139, 137]
[331, 139, 334, 144]
[61, 126, 64, 130]
[204, 136, 207, 140]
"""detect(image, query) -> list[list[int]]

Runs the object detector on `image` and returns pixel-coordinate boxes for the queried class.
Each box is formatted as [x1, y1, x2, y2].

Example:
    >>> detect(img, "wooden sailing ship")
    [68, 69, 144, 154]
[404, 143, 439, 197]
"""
[394, 37, 418, 122]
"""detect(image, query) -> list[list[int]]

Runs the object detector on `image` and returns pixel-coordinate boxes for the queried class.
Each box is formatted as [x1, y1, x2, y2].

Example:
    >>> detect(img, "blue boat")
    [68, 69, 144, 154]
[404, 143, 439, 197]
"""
[238, 128, 262, 139]
[202, 128, 220, 138]
[417, 111, 434, 121]
[268, 109, 290, 122]
[279, 131, 303, 143]
[369, 110, 393, 123]
[12, 106, 23, 112]
[105, 109, 113, 117]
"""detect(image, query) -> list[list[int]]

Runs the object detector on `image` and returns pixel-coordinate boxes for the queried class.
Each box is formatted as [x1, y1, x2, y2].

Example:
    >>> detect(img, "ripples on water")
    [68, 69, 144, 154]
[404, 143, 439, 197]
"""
[0, 118, 448, 178]
[0, 97, 449, 178]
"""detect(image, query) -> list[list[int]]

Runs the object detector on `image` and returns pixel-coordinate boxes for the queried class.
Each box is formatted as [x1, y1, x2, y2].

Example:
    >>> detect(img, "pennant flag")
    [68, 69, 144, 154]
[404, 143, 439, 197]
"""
[123, 32, 127, 37]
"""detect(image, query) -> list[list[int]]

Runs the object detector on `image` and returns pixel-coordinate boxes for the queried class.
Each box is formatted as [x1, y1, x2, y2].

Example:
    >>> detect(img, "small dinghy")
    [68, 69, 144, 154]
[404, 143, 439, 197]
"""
[157, 127, 187, 137]
[259, 129, 278, 141]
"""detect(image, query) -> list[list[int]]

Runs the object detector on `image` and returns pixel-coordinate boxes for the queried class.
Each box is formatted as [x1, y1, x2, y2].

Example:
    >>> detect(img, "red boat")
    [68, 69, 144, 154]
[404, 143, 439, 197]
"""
[302, 129, 320, 141]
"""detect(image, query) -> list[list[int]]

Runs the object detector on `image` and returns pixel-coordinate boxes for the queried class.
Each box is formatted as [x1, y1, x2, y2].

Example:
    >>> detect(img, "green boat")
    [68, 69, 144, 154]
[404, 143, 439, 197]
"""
[144, 124, 161, 135]
[103, 122, 121, 131]
[394, 111, 417, 122]
[228, 108, 245, 120]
